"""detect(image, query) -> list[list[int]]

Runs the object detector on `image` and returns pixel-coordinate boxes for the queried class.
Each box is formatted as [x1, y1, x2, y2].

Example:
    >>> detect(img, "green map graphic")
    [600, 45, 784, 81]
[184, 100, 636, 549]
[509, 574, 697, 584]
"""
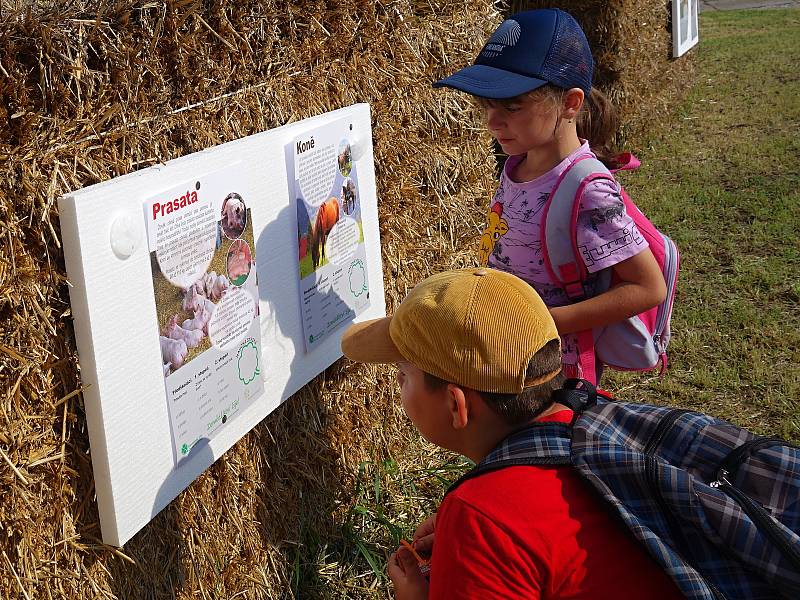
[237, 340, 260, 384]
[348, 259, 367, 297]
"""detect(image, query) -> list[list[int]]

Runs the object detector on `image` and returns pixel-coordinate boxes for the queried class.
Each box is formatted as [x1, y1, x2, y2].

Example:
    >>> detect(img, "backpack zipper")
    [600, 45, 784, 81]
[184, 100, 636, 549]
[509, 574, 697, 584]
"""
[643, 408, 689, 455]
[645, 453, 726, 600]
[717, 437, 796, 480]
[642, 410, 726, 598]
[653, 234, 679, 354]
[645, 419, 800, 596]
[710, 439, 800, 572]
[710, 479, 800, 572]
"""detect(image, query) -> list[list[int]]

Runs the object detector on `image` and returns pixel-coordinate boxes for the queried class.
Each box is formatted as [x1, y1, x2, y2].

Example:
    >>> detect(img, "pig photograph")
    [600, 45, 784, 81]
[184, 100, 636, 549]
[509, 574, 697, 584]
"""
[226, 239, 252, 286]
[220, 192, 247, 239]
[158, 269, 225, 375]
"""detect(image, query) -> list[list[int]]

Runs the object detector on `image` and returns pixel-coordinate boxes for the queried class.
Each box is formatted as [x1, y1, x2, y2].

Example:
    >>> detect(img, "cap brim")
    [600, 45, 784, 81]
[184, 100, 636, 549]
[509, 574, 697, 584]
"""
[433, 64, 548, 99]
[341, 317, 405, 364]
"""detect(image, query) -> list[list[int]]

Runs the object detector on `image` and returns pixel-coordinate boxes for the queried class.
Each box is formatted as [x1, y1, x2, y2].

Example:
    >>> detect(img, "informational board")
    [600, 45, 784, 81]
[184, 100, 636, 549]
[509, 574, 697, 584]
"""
[58, 104, 385, 546]
[672, 0, 699, 57]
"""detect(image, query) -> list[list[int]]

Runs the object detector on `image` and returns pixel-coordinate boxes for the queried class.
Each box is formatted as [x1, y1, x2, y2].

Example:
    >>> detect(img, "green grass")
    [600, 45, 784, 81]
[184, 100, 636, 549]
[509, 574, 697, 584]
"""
[295, 455, 471, 597]
[309, 9, 800, 598]
[610, 8, 800, 441]
[299, 250, 315, 279]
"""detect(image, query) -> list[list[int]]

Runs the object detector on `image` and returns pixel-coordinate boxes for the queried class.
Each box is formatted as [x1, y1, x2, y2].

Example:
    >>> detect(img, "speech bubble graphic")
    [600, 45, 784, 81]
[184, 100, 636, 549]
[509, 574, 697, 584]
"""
[296, 142, 337, 207]
[208, 287, 256, 351]
[154, 201, 217, 289]
[325, 216, 360, 266]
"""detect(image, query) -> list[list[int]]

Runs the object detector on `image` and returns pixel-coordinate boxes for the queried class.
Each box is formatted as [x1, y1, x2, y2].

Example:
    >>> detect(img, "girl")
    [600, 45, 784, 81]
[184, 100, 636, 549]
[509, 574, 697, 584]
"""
[434, 8, 666, 382]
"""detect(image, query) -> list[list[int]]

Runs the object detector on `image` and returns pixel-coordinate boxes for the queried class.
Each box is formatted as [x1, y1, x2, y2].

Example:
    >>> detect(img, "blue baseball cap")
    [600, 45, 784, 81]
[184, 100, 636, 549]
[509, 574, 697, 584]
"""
[433, 9, 593, 99]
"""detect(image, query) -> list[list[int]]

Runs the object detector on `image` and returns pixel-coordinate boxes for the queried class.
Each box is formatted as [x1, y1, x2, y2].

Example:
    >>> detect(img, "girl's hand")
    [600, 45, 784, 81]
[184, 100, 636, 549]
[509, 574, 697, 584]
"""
[388, 546, 429, 600]
[412, 513, 436, 557]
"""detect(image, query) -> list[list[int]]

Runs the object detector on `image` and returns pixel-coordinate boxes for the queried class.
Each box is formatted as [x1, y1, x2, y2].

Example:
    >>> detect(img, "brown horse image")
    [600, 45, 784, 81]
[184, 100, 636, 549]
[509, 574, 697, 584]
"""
[309, 197, 340, 269]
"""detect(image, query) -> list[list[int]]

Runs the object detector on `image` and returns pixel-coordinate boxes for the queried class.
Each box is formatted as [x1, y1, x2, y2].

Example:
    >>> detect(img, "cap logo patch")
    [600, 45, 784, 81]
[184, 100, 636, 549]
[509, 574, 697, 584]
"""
[479, 19, 521, 59]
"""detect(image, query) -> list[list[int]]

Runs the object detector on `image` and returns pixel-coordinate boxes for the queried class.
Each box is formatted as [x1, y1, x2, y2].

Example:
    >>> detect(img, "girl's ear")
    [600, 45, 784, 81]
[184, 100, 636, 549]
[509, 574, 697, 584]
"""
[446, 384, 469, 430]
[562, 88, 585, 119]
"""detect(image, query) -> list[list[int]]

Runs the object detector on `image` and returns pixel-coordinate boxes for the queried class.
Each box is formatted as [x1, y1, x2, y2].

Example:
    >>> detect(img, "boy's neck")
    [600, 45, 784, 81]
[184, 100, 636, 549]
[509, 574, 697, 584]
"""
[459, 401, 570, 464]
[513, 134, 583, 183]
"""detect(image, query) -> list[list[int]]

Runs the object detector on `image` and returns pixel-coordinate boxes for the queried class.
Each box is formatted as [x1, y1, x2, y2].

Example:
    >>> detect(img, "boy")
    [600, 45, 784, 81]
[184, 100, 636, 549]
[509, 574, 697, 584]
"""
[341, 267, 684, 599]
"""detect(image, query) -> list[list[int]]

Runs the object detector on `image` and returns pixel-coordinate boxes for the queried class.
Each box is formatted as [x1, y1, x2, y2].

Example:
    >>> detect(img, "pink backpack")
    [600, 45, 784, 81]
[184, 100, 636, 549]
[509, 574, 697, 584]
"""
[541, 152, 679, 384]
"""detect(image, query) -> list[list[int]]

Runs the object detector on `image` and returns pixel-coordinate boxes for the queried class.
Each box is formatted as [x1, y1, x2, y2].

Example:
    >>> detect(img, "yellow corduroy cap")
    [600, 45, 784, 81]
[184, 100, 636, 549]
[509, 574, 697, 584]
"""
[341, 268, 560, 394]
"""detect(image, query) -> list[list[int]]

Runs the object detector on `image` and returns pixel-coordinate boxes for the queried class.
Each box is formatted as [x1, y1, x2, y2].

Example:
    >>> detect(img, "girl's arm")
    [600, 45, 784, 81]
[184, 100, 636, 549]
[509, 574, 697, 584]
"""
[549, 248, 666, 335]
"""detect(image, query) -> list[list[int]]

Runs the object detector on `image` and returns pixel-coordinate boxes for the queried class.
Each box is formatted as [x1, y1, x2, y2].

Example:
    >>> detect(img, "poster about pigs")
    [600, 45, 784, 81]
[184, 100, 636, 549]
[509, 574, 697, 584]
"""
[287, 118, 371, 353]
[143, 164, 264, 466]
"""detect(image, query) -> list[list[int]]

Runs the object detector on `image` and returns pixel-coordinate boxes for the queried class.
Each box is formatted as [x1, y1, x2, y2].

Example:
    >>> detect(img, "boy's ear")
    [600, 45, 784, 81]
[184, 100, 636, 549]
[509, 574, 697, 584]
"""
[445, 384, 469, 430]
[562, 87, 585, 119]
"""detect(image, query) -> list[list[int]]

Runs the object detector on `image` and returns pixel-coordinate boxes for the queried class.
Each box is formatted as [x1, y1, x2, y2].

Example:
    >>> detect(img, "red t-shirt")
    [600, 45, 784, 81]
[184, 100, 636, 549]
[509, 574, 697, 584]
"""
[428, 410, 685, 599]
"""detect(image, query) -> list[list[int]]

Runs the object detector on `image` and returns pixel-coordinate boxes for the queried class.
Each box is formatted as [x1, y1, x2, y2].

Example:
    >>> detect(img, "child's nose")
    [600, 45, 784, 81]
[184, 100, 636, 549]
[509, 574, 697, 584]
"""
[485, 107, 504, 130]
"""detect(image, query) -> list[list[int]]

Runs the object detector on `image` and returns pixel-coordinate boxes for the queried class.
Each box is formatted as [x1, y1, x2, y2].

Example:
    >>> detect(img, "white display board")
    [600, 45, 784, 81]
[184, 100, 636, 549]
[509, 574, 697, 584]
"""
[673, 0, 700, 57]
[59, 104, 385, 546]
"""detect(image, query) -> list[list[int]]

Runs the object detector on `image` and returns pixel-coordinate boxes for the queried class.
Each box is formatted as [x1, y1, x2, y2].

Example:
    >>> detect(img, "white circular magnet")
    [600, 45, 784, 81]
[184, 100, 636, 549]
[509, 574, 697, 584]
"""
[110, 213, 141, 259]
[349, 137, 366, 161]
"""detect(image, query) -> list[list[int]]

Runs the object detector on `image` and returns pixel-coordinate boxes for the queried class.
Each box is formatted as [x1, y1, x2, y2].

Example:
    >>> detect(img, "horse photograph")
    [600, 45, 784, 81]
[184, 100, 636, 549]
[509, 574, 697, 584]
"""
[337, 140, 352, 176]
[341, 178, 357, 215]
[308, 197, 340, 271]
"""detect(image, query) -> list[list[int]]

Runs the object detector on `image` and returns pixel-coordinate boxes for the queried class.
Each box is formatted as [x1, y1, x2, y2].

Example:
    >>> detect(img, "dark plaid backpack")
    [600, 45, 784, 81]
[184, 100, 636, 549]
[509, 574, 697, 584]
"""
[449, 379, 800, 599]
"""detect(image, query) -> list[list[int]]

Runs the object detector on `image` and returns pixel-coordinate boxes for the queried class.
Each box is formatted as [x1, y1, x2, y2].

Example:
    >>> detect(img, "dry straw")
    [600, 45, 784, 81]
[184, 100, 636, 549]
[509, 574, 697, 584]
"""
[0, 1, 691, 597]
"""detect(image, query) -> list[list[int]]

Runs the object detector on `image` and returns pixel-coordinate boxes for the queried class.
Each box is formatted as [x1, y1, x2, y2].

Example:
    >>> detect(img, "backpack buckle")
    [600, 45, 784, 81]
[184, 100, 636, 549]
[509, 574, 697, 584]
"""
[553, 378, 598, 414]
[564, 281, 585, 300]
[558, 264, 586, 300]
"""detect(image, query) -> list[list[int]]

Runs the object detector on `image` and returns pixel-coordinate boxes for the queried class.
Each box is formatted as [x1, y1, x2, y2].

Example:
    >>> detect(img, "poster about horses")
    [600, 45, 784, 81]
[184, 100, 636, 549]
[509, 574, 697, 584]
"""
[143, 164, 264, 465]
[287, 118, 371, 353]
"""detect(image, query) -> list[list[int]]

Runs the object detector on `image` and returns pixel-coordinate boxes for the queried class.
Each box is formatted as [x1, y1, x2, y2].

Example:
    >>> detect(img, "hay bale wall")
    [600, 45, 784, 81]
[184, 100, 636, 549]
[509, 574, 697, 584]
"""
[0, 2, 499, 597]
[509, 0, 695, 145]
[0, 1, 693, 597]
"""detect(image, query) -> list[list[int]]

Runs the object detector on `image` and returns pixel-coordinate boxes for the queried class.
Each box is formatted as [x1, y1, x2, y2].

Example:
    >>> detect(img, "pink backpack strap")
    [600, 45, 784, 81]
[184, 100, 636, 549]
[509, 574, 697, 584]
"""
[541, 155, 613, 300]
[541, 153, 637, 385]
[564, 329, 594, 384]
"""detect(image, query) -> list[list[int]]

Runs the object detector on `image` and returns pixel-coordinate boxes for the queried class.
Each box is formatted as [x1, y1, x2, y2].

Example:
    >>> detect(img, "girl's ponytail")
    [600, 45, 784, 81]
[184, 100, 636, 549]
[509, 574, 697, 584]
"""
[576, 87, 618, 167]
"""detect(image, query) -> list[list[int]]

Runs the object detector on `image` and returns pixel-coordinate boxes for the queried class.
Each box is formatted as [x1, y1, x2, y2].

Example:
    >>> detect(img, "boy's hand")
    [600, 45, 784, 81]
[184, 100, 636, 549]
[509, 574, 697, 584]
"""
[388, 546, 429, 600]
[412, 513, 436, 557]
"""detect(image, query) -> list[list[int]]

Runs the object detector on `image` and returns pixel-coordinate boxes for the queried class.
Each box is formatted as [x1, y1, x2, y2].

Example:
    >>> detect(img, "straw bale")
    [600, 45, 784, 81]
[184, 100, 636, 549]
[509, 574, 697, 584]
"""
[508, 0, 696, 146]
[0, 1, 500, 597]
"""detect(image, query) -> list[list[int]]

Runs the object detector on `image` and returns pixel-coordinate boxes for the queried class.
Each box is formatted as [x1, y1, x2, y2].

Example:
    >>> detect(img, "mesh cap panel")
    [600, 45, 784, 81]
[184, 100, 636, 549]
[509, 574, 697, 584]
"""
[541, 11, 593, 95]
